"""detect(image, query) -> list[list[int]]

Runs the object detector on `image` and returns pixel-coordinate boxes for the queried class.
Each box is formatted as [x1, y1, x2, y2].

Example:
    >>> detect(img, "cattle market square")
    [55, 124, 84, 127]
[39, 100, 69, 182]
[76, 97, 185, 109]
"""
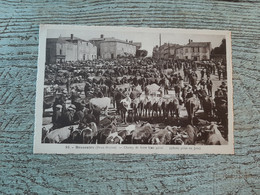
[41, 32, 229, 146]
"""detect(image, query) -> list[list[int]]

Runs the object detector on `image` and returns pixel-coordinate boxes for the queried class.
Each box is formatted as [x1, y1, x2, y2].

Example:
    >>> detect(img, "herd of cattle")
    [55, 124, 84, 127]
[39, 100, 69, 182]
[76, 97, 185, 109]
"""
[43, 117, 227, 145]
[42, 57, 229, 146]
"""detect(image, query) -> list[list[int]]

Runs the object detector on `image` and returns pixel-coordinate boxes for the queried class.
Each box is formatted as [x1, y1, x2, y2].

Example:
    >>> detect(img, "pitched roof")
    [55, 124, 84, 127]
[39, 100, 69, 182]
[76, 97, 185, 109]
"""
[186, 42, 211, 47]
[62, 36, 88, 42]
[99, 38, 137, 46]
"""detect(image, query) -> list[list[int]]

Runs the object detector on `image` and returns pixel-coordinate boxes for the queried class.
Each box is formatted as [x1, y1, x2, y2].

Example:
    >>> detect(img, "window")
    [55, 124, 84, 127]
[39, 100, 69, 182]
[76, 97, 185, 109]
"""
[192, 47, 195, 52]
[60, 49, 62, 55]
[185, 48, 188, 53]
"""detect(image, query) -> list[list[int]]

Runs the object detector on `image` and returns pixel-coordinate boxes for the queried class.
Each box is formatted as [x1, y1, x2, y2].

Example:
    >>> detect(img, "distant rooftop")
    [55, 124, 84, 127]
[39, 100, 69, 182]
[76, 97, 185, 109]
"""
[90, 34, 138, 46]
[186, 42, 211, 47]
[47, 34, 89, 44]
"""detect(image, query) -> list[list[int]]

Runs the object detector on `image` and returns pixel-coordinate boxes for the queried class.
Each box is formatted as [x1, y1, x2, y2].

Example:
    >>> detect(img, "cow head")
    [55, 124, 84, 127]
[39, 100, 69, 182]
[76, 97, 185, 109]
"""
[171, 132, 188, 145]
[81, 127, 94, 144]
[71, 128, 82, 143]
[197, 122, 221, 142]
[106, 132, 123, 144]
[165, 126, 180, 136]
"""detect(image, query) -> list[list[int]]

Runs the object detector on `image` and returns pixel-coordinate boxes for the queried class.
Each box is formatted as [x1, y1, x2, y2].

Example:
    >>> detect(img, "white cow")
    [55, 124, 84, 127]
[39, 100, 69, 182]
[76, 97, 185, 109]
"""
[43, 125, 78, 143]
[90, 97, 111, 116]
[204, 123, 228, 145]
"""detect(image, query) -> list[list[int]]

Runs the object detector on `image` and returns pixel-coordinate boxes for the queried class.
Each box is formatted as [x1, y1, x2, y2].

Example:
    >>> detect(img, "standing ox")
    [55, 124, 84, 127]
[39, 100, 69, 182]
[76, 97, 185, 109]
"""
[119, 96, 132, 124]
[166, 97, 180, 118]
[152, 97, 164, 118]
[185, 96, 200, 125]
[143, 96, 153, 118]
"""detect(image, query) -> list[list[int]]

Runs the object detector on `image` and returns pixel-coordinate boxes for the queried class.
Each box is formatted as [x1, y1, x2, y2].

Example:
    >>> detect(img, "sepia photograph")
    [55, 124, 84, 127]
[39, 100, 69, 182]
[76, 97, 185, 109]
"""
[34, 25, 233, 154]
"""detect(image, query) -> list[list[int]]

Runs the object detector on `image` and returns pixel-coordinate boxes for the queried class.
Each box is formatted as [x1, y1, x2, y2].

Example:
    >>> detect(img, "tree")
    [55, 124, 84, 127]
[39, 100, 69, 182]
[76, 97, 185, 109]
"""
[211, 39, 226, 55]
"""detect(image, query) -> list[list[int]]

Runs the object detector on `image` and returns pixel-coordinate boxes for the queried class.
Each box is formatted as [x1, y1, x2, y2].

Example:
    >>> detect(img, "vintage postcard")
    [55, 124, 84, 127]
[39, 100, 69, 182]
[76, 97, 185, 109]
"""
[34, 24, 234, 154]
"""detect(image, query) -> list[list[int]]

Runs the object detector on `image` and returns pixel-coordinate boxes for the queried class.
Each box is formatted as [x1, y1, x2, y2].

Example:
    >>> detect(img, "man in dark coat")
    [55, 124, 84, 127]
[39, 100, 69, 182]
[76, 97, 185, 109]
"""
[115, 89, 125, 114]
[61, 104, 77, 126]
[84, 81, 92, 98]
[52, 104, 63, 129]
[206, 77, 213, 96]
[201, 68, 205, 80]
[198, 78, 206, 90]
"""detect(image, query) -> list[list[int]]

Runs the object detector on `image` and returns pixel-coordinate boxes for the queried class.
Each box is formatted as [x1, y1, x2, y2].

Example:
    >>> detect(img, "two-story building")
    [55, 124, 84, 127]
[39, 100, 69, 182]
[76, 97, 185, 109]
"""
[90, 35, 140, 59]
[175, 40, 211, 61]
[153, 40, 211, 61]
[46, 34, 97, 64]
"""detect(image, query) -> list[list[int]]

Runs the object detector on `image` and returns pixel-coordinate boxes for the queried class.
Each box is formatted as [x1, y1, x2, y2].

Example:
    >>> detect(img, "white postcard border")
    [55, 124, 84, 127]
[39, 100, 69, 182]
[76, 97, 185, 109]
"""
[34, 24, 234, 154]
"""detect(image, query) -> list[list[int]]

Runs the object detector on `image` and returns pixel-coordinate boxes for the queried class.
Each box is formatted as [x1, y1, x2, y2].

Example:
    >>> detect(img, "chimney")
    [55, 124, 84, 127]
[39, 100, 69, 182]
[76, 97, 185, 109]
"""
[189, 39, 190, 44]
[71, 34, 74, 40]
[100, 34, 104, 38]
[126, 39, 128, 42]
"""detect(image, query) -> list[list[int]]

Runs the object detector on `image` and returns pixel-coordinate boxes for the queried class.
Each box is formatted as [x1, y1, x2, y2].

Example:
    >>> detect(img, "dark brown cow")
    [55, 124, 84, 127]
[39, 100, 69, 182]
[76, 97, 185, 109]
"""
[105, 130, 128, 144]
[97, 118, 117, 144]
[131, 123, 153, 144]
[166, 98, 180, 118]
[182, 125, 200, 145]
[149, 126, 174, 145]
[171, 125, 199, 145]
[81, 122, 98, 144]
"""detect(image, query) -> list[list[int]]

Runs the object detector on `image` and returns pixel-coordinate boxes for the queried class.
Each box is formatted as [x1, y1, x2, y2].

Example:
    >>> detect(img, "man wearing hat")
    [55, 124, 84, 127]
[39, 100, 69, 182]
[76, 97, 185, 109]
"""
[61, 104, 77, 126]
[220, 81, 227, 90]
[74, 105, 84, 125]
[198, 78, 206, 90]
[206, 77, 213, 96]
[215, 88, 224, 98]
[52, 104, 63, 129]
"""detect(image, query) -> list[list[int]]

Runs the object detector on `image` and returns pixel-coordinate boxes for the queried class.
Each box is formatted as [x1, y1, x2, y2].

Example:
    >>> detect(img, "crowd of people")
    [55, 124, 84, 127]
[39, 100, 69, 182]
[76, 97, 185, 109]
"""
[43, 56, 229, 144]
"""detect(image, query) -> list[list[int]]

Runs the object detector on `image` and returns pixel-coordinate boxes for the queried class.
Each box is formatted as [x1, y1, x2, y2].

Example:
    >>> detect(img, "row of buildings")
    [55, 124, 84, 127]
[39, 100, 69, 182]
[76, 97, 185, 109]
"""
[46, 34, 212, 64]
[46, 34, 141, 64]
[152, 39, 212, 61]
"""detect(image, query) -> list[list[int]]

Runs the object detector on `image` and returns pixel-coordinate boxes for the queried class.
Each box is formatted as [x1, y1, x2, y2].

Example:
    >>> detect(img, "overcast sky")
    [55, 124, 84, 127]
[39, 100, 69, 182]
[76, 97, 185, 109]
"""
[47, 26, 225, 57]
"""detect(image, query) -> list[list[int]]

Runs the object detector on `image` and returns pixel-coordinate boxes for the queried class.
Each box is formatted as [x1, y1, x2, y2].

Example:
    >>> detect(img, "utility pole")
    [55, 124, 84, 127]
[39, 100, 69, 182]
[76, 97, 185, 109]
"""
[159, 33, 161, 59]
[159, 33, 161, 47]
